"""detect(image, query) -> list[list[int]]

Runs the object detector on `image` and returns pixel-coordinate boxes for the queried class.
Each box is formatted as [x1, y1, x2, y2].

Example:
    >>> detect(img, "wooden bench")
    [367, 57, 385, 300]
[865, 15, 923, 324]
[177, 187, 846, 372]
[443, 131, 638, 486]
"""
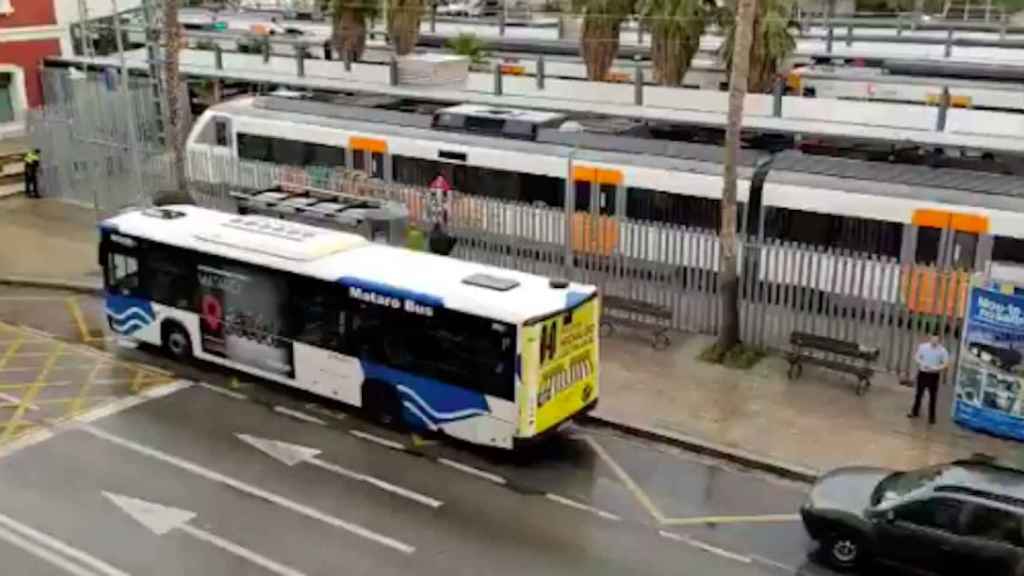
[600, 295, 673, 350]
[786, 331, 880, 395]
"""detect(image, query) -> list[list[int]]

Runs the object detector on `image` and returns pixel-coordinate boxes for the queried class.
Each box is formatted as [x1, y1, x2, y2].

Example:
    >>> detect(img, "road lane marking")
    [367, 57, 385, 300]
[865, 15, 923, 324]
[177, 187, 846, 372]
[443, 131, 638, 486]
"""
[82, 425, 415, 554]
[0, 338, 24, 370]
[273, 406, 326, 425]
[749, 553, 797, 573]
[349, 429, 407, 451]
[105, 492, 308, 576]
[0, 510, 131, 576]
[237, 434, 443, 509]
[661, 514, 802, 526]
[64, 297, 92, 342]
[545, 493, 621, 521]
[0, 523, 96, 576]
[1, 344, 62, 443]
[659, 531, 752, 564]
[196, 382, 248, 401]
[437, 458, 507, 485]
[581, 435, 666, 523]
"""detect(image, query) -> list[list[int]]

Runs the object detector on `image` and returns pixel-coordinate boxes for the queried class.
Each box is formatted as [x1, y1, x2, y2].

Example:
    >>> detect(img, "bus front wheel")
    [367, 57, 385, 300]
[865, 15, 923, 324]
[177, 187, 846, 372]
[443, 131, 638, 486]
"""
[162, 322, 192, 360]
[362, 380, 402, 428]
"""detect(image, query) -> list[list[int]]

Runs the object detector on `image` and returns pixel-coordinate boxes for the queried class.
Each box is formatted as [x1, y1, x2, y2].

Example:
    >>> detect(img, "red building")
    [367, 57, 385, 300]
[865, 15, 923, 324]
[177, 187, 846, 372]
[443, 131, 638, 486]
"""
[0, 0, 62, 134]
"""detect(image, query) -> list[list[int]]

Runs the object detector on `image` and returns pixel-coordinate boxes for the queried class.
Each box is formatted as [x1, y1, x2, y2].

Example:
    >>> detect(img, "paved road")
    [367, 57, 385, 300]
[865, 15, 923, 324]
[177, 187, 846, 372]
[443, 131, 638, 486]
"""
[0, 286, 865, 576]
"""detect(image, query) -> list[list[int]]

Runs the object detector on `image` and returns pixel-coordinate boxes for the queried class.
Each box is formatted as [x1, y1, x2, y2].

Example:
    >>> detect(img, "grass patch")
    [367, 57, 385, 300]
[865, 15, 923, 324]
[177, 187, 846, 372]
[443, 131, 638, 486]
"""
[698, 342, 765, 370]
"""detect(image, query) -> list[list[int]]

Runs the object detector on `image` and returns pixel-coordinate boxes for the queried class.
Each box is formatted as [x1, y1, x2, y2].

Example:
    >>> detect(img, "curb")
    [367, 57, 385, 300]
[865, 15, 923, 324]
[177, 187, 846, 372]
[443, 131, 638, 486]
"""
[0, 276, 103, 295]
[581, 414, 820, 484]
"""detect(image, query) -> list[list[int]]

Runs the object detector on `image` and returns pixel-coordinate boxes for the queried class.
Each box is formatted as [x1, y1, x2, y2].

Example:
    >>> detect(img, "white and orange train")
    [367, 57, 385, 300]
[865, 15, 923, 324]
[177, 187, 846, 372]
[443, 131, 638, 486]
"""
[187, 96, 1024, 312]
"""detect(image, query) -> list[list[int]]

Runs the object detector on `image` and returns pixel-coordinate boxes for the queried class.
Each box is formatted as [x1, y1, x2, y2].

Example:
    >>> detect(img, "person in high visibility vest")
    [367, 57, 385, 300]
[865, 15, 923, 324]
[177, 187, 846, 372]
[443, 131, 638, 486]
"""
[23, 148, 40, 198]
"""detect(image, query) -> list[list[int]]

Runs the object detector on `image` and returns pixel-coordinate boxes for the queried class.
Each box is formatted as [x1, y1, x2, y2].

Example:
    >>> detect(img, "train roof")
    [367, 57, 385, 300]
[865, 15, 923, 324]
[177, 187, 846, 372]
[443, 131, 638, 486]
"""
[213, 96, 1024, 213]
[101, 205, 596, 325]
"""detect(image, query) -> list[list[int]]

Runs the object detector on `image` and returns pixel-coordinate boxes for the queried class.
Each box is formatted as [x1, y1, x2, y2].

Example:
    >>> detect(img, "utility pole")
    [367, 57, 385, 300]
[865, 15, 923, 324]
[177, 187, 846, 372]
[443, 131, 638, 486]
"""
[140, 0, 166, 147]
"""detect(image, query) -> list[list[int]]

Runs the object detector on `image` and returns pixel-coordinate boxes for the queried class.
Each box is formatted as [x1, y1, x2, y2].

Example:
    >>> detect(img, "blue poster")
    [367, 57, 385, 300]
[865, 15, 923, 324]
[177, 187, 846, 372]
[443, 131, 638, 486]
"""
[954, 286, 1024, 440]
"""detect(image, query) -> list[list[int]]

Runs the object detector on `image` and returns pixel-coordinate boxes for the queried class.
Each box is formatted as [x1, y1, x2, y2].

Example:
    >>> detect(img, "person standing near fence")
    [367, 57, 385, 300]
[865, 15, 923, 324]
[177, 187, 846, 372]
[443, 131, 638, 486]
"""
[908, 333, 950, 424]
[23, 148, 40, 198]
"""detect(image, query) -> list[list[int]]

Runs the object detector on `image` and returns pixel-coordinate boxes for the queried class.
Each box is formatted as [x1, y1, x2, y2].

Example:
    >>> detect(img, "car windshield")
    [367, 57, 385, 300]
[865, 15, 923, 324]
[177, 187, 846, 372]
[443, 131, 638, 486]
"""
[872, 464, 951, 505]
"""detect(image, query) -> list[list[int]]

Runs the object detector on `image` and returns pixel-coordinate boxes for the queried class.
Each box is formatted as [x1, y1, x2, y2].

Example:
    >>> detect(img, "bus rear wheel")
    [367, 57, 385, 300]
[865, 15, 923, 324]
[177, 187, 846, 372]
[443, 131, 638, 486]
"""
[162, 322, 192, 360]
[362, 380, 402, 428]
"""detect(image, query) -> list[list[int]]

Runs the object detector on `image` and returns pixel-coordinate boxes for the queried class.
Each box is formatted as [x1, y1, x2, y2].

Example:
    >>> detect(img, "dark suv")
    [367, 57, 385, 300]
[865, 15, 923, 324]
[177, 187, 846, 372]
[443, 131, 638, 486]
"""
[801, 459, 1024, 575]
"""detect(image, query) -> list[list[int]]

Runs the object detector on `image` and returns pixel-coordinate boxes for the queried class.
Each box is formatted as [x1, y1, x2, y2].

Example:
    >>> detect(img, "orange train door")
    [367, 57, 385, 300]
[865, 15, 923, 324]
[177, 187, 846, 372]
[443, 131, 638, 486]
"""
[903, 209, 989, 316]
[570, 166, 621, 256]
[348, 136, 387, 180]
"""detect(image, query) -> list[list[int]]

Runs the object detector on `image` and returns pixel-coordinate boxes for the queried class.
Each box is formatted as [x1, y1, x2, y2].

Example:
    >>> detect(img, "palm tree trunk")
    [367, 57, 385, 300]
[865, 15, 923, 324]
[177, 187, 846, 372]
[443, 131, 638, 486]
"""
[388, 0, 423, 55]
[718, 0, 756, 349]
[163, 0, 186, 196]
[581, 14, 621, 81]
[334, 8, 368, 60]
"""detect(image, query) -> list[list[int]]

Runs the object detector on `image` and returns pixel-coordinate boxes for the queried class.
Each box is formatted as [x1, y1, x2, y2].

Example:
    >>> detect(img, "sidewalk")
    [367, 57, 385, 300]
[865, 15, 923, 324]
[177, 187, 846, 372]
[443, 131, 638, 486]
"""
[0, 197, 102, 289]
[597, 332, 1023, 478]
[3, 197, 1021, 479]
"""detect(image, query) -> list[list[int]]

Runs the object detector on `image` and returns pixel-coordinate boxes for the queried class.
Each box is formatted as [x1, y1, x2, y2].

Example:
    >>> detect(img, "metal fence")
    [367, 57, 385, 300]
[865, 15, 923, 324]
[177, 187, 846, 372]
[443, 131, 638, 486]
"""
[185, 152, 967, 378]
[27, 68, 181, 217]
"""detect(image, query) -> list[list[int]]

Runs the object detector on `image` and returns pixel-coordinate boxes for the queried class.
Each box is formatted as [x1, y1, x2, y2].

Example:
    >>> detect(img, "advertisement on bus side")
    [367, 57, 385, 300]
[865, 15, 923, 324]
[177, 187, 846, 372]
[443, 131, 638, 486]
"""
[523, 296, 599, 435]
[197, 264, 295, 378]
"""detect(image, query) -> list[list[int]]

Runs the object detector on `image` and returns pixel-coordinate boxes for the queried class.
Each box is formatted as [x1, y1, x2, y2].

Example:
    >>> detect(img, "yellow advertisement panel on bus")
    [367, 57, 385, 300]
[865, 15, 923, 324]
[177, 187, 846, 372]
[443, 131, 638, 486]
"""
[521, 297, 599, 436]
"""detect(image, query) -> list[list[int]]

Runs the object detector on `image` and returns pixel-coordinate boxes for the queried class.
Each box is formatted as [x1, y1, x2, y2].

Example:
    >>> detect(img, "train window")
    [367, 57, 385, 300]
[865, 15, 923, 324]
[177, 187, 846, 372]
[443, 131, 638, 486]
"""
[215, 119, 231, 148]
[599, 184, 616, 216]
[626, 187, 720, 230]
[306, 143, 345, 167]
[764, 207, 902, 257]
[237, 133, 273, 162]
[393, 154, 546, 204]
[915, 227, 942, 264]
[574, 181, 591, 212]
[993, 236, 1024, 264]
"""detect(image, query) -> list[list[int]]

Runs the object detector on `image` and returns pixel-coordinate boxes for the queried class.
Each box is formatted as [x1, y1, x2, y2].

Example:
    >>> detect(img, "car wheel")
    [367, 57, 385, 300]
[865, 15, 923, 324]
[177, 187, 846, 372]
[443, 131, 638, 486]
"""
[823, 531, 866, 571]
[162, 322, 192, 360]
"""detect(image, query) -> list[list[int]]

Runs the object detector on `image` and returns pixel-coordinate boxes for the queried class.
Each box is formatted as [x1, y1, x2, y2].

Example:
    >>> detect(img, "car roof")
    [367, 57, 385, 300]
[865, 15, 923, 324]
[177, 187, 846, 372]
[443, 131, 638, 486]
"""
[930, 462, 1024, 506]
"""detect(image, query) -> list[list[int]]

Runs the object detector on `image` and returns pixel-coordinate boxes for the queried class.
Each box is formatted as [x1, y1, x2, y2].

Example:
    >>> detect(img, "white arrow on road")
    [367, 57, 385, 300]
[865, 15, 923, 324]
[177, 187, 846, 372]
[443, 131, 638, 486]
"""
[103, 492, 308, 576]
[236, 434, 443, 509]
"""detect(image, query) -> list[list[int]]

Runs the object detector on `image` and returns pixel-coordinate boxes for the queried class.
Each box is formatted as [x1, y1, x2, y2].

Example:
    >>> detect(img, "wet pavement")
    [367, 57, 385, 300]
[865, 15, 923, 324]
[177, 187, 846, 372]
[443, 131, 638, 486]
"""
[0, 284, 912, 576]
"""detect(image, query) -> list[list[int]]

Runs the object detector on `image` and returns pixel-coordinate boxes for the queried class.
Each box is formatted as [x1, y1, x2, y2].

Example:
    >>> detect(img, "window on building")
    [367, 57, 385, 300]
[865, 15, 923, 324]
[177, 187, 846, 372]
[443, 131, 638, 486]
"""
[0, 73, 15, 124]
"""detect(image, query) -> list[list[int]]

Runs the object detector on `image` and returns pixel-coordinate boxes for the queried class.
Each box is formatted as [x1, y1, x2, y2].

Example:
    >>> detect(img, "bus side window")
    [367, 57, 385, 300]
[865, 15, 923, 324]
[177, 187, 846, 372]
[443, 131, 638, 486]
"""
[107, 253, 140, 294]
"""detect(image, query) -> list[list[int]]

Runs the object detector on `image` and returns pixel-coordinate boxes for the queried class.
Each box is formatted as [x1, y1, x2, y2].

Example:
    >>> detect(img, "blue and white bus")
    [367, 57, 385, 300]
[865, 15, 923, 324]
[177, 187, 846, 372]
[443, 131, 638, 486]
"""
[99, 205, 600, 448]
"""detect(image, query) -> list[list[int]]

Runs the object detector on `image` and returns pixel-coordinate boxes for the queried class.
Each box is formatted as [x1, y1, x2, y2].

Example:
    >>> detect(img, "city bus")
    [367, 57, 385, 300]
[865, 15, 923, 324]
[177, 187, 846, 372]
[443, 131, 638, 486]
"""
[99, 205, 600, 448]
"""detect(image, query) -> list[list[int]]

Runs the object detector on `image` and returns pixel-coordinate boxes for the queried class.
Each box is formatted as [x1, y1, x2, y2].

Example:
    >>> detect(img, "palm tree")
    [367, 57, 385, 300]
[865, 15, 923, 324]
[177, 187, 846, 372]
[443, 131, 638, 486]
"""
[717, 0, 796, 93]
[163, 0, 187, 196]
[639, 0, 707, 86]
[717, 0, 756, 350]
[387, 0, 425, 55]
[331, 0, 378, 61]
[571, 0, 635, 81]
[446, 33, 490, 67]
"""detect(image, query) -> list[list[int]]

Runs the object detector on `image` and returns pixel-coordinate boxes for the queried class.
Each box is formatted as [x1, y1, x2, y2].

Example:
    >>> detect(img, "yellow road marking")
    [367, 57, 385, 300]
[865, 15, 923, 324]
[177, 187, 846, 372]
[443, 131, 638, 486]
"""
[411, 434, 437, 448]
[65, 296, 92, 342]
[582, 435, 666, 523]
[0, 338, 25, 370]
[661, 514, 802, 526]
[0, 343, 62, 443]
[68, 364, 103, 416]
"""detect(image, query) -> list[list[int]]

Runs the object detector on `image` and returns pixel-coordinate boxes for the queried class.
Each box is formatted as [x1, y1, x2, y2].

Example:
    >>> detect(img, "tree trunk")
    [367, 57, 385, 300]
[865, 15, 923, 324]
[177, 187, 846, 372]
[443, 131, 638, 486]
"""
[163, 0, 186, 196]
[333, 9, 368, 60]
[580, 14, 621, 81]
[388, 0, 423, 55]
[718, 0, 756, 349]
[651, 26, 698, 86]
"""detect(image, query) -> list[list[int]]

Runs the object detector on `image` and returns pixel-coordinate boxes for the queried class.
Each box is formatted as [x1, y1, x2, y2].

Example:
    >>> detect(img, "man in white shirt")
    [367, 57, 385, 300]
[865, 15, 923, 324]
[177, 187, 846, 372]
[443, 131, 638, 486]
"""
[908, 334, 950, 424]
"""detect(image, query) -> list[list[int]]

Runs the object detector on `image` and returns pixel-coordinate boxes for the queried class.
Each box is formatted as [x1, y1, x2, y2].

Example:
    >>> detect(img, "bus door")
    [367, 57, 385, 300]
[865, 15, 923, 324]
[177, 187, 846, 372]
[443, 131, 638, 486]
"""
[349, 137, 387, 180]
[905, 210, 989, 316]
[570, 166, 621, 257]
